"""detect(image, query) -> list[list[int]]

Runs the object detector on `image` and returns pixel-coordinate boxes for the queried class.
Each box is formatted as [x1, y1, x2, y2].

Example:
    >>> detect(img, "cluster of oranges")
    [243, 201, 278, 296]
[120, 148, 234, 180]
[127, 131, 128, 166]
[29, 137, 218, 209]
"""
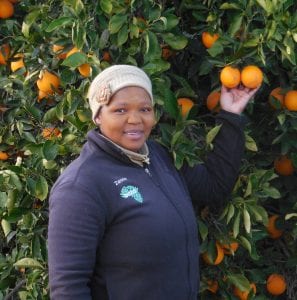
[269, 86, 297, 111]
[0, 43, 26, 74]
[201, 224, 287, 299]
[52, 45, 91, 78]
[41, 127, 62, 140]
[220, 65, 263, 89]
[0, 0, 16, 19]
[206, 272, 286, 299]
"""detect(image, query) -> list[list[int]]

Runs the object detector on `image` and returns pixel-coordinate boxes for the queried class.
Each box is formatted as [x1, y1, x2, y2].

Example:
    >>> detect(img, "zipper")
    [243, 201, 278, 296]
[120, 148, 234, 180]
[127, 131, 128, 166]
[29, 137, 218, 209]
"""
[144, 167, 152, 177]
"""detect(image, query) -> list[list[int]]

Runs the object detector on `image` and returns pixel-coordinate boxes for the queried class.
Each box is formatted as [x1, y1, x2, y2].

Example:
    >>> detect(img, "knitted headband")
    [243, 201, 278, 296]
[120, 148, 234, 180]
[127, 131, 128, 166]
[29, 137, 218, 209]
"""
[87, 64, 153, 123]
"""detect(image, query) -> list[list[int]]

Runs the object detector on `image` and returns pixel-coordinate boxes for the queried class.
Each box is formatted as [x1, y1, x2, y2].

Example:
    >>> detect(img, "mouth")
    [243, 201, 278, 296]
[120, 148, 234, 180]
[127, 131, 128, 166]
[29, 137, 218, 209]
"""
[124, 130, 144, 139]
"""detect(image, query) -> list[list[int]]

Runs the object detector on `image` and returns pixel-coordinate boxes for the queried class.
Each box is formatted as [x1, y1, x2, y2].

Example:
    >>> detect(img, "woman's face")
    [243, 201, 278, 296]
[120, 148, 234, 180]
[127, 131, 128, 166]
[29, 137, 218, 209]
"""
[95, 86, 155, 152]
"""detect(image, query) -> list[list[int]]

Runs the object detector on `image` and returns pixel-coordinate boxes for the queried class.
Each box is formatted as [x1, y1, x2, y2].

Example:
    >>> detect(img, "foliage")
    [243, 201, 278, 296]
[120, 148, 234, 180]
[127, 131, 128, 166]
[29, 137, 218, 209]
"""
[0, 0, 297, 299]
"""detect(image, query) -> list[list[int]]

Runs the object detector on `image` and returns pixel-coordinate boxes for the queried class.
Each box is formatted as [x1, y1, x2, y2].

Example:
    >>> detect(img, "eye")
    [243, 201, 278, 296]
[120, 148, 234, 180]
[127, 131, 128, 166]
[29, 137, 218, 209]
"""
[114, 108, 126, 113]
[141, 107, 152, 112]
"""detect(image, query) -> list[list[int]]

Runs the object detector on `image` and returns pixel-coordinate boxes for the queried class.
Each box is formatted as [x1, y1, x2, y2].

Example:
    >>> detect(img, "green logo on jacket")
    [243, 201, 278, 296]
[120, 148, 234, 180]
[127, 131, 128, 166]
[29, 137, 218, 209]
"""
[120, 185, 143, 203]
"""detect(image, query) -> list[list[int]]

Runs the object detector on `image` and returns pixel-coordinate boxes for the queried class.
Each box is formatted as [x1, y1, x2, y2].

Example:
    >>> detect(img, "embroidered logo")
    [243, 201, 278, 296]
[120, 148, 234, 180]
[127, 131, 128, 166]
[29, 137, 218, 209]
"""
[113, 177, 127, 186]
[120, 185, 143, 203]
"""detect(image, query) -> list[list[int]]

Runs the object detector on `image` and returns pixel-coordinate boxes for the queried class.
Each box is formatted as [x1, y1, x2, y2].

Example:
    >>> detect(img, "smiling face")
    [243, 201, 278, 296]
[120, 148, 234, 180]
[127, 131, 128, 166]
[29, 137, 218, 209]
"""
[95, 86, 155, 152]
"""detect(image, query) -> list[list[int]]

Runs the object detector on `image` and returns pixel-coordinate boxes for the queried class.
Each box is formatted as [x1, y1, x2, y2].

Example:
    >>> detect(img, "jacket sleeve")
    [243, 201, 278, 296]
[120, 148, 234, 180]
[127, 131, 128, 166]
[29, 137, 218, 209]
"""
[48, 183, 107, 300]
[181, 110, 246, 209]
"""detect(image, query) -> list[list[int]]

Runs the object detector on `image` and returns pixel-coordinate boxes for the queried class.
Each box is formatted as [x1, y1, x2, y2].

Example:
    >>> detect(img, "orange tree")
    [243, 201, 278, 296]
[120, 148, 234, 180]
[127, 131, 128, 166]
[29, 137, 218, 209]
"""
[0, 0, 297, 299]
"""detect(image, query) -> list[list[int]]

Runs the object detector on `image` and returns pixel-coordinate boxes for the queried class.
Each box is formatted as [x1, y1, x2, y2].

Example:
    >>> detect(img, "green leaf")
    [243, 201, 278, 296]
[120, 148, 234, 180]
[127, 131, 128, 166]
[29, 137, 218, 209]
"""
[109, 14, 127, 34]
[245, 134, 258, 152]
[1, 219, 11, 237]
[100, 0, 112, 14]
[206, 124, 222, 145]
[35, 176, 48, 201]
[243, 208, 251, 233]
[171, 130, 184, 147]
[163, 14, 179, 30]
[248, 205, 263, 222]
[228, 13, 243, 37]
[256, 206, 269, 225]
[161, 33, 188, 50]
[45, 17, 73, 32]
[262, 186, 281, 199]
[144, 31, 161, 60]
[117, 24, 129, 46]
[197, 219, 208, 241]
[233, 211, 241, 238]
[43, 107, 58, 122]
[239, 235, 252, 254]
[42, 141, 58, 161]
[226, 203, 235, 224]
[99, 29, 110, 49]
[207, 42, 224, 57]
[72, 22, 86, 50]
[285, 213, 297, 220]
[220, 3, 241, 9]
[143, 59, 170, 75]
[64, 0, 84, 14]
[22, 132, 36, 143]
[14, 258, 44, 269]
[161, 88, 178, 119]
[228, 274, 250, 291]
[62, 52, 87, 68]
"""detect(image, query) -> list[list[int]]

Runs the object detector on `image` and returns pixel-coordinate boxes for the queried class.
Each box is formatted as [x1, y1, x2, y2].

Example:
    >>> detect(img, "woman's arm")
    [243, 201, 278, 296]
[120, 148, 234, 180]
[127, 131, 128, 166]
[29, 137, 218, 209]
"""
[182, 85, 259, 208]
[48, 183, 106, 299]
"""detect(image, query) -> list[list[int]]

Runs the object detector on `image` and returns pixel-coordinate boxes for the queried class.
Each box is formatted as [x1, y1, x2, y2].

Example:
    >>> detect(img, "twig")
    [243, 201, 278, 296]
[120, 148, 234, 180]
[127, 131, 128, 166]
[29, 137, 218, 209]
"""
[4, 279, 26, 300]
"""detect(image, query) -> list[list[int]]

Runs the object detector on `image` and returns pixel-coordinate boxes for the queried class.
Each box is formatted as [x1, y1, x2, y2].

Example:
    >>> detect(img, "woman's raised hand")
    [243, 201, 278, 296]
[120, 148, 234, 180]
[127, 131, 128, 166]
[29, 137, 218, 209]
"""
[220, 85, 260, 115]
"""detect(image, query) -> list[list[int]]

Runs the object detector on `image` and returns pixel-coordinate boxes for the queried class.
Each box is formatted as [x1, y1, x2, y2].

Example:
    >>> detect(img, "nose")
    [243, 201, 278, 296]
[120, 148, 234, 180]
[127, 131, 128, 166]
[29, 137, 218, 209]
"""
[127, 111, 141, 124]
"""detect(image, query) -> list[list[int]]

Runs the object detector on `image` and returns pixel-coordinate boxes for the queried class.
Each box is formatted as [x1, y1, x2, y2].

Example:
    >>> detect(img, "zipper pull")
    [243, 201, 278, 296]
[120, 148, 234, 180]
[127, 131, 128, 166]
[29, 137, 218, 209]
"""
[144, 168, 152, 177]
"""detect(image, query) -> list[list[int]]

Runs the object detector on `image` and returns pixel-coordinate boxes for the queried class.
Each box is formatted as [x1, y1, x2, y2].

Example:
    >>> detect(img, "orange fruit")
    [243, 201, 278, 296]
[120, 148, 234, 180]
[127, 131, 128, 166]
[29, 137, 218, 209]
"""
[78, 63, 91, 77]
[241, 65, 263, 89]
[177, 98, 194, 117]
[37, 70, 60, 95]
[202, 32, 219, 48]
[284, 90, 297, 111]
[137, 17, 147, 33]
[274, 155, 294, 176]
[0, 151, 9, 160]
[220, 66, 241, 88]
[206, 91, 221, 112]
[37, 89, 48, 102]
[0, 0, 14, 19]
[42, 127, 62, 140]
[10, 53, 25, 72]
[269, 87, 285, 109]
[102, 51, 111, 62]
[202, 242, 224, 265]
[266, 273, 287, 296]
[207, 279, 219, 294]
[233, 283, 256, 300]
[161, 45, 174, 60]
[221, 241, 239, 255]
[53, 44, 67, 59]
[66, 46, 80, 58]
[0, 44, 11, 65]
[266, 215, 283, 239]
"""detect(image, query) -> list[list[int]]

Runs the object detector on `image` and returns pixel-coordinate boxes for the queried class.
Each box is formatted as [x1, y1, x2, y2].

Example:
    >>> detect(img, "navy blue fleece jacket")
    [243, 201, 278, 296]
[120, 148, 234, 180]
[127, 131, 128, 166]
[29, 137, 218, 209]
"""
[48, 110, 245, 300]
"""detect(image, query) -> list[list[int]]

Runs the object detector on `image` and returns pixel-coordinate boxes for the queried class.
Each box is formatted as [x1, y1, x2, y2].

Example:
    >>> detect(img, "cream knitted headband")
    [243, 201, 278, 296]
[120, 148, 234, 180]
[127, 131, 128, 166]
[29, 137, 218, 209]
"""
[87, 64, 153, 123]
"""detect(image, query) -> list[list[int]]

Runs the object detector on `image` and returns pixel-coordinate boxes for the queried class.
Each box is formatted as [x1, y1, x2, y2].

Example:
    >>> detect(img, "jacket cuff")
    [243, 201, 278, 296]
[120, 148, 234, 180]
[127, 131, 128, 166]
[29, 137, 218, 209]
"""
[215, 110, 247, 130]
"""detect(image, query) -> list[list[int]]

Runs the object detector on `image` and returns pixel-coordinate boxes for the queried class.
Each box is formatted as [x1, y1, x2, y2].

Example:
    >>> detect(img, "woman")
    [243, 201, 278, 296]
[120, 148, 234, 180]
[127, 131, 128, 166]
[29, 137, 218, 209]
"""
[48, 64, 259, 299]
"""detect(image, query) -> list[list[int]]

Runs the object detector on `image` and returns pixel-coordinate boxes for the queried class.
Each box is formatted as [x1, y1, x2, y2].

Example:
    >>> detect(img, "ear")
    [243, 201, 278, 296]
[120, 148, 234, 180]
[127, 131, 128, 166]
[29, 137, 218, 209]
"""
[94, 112, 102, 126]
[94, 116, 101, 126]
